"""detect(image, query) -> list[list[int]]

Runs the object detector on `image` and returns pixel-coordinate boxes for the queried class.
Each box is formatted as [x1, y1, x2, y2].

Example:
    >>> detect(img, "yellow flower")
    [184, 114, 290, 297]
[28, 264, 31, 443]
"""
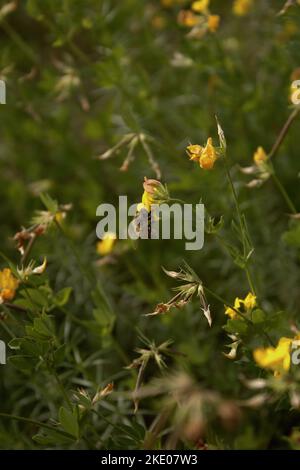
[199, 137, 217, 169]
[253, 337, 293, 377]
[191, 0, 210, 13]
[225, 292, 256, 319]
[142, 190, 154, 212]
[253, 146, 267, 166]
[233, 0, 253, 16]
[186, 144, 203, 161]
[187, 138, 218, 170]
[225, 297, 242, 319]
[243, 292, 256, 309]
[0, 268, 19, 304]
[178, 10, 200, 28]
[207, 14, 220, 33]
[96, 232, 117, 256]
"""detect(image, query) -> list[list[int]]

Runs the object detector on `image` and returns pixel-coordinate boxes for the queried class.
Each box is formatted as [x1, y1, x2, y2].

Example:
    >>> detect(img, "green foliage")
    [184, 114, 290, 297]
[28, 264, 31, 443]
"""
[0, 0, 300, 451]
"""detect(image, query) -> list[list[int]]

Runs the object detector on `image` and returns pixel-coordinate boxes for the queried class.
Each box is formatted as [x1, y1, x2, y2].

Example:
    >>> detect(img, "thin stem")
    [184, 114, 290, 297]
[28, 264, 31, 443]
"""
[1, 20, 39, 64]
[269, 107, 300, 160]
[224, 162, 256, 295]
[0, 315, 15, 339]
[52, 370, 73, 411]
[271, 171, 297, 214]
[21, 234, 37, 265]
[0, 412, 72, 438]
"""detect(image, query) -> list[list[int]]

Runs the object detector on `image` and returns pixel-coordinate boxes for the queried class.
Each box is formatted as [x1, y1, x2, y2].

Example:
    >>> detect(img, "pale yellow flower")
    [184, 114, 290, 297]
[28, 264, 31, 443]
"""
[233, 0, 253, 16]
[253, 146, 267, 166]
[191, 0, 210, 13]
[0, 268, 19, 304]
[97, 232, 117, 256]
[207, 14, 220, 33]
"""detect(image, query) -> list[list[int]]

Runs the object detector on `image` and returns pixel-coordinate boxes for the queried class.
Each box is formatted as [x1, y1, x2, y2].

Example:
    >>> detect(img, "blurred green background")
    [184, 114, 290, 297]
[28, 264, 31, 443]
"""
[0, 0, 300, 449]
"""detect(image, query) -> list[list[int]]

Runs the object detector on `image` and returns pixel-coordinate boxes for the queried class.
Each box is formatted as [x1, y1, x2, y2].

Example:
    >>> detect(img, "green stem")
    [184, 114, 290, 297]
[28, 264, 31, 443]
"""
[52, 370, 73, 411]
[1, 20, 39, 63]
[224, 162, 256, 295]
[271, 171, 297, 214]
[0, 412, 72, 438]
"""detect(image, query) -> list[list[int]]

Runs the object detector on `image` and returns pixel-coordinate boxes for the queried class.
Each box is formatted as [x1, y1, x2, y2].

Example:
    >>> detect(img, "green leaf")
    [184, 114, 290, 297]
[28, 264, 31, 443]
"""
[282, 222, 300, 248]
[224, 318, 248, 335]
[9, 355, 35, 371]
[58, 407, 79, 439]
[252, 309, 266, 324]
[54, 287, 72, 307]
[40, 193, 58, 214]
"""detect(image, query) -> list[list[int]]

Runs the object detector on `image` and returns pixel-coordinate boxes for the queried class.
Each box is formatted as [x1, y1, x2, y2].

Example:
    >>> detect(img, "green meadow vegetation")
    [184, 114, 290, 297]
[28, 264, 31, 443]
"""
[1, 0, 300, 450]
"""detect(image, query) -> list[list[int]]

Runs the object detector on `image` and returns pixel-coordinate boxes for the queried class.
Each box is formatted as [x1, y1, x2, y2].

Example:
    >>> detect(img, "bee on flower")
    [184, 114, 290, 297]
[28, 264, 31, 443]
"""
[134, 178, 169, 239]
[137, 177, 169, 213]
[187, 137, 219, 170]
[0, 268, 19, 304]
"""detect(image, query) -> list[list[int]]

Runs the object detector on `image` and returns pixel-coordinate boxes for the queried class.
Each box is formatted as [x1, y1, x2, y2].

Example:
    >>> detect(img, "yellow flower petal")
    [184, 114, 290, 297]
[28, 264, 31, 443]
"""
[253, 146, 267, 166]
[0, 268, 19, 303]
[191, 0, 210, 13]
[243, 292, 256, 310]
[207, 15, 220, 33]
[233, 0, 253, 16]
[97, 232, 117, 256]
[253, 337, 293, 376]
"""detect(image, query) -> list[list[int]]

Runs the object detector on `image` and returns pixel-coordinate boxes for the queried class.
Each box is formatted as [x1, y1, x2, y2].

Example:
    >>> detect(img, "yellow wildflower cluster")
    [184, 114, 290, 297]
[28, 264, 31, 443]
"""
[253, 335, 300, 377]
[187, 137, 218, 170]
[232, 0, 253, 16]
[0, 268, 19, 304]
[225, 292, 256, 319]
[177, 0, 220, 35]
